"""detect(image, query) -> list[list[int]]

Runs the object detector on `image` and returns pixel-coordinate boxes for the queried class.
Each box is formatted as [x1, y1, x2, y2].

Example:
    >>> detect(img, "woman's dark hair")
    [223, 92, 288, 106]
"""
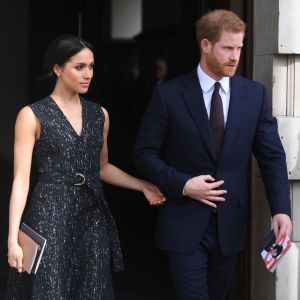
[41, 34, 95, 82]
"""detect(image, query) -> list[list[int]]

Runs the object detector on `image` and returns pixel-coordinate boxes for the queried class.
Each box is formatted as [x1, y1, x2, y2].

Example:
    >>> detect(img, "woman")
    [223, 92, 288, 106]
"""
[6, 35, 165, 299]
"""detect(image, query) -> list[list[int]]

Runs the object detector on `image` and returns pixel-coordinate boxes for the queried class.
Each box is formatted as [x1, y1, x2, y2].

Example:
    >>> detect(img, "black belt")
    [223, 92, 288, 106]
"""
[38, 172, 97, 186]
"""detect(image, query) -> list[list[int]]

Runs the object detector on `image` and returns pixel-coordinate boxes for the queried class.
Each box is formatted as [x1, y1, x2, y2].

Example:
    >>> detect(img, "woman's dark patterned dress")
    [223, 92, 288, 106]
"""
[6, 97, 123, 299]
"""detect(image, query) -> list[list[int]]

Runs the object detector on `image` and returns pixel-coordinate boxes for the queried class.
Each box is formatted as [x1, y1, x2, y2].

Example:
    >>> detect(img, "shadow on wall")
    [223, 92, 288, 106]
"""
[0, 157, 13, 291]
[291, 131, 300, 177]
[298, 173, 300, 300]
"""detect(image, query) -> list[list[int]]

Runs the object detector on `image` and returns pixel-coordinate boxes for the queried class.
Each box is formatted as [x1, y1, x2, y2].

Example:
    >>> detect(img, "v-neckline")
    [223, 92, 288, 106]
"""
[49, 96, 85, 137]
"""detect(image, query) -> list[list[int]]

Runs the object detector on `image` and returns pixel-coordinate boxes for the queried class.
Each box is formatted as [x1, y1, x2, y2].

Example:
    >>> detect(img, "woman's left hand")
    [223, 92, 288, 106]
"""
[141, 182, 166, 206]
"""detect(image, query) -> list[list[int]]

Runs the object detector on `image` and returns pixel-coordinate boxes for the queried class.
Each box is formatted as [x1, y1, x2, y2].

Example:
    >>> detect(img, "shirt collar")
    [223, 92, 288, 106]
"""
[197, 64, 230, 94]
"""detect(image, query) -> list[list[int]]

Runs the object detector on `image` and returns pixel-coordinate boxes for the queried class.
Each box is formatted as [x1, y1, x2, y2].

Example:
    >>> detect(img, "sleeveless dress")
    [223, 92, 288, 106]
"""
[6, 97, 123, 300]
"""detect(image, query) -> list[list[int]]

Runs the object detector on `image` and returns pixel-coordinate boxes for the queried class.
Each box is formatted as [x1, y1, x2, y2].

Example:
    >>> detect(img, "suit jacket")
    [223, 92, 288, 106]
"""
[133, 69, 291, 255]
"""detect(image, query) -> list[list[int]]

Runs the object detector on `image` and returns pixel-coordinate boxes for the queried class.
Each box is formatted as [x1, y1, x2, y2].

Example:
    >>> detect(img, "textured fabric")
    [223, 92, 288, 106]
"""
[6, 97, 123, 300]
[210, 82, 224, 158]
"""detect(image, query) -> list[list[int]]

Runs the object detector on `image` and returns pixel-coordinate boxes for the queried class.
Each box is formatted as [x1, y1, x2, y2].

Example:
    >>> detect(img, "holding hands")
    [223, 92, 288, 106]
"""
[141, 181, 166, 206]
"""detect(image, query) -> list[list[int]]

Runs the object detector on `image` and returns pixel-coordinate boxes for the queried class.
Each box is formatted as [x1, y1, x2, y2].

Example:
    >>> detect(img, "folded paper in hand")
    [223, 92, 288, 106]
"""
[260, 230, 292, 273]
[18, 223, 47, 274]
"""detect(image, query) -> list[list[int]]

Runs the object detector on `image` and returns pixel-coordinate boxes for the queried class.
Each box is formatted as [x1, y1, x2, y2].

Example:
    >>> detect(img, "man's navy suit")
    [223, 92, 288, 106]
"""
[132, 69, 291, 295]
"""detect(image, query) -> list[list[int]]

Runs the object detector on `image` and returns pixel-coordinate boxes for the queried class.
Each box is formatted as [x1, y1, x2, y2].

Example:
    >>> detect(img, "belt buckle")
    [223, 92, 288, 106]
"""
[74, 172, 85, 186]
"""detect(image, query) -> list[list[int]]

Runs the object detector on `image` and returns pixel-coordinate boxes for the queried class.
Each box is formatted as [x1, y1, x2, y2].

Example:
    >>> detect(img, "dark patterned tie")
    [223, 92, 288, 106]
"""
[210, 82, 224, 158]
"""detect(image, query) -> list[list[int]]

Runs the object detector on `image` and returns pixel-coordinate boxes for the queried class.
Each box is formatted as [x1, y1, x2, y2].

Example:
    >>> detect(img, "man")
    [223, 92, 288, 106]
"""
[133, 9, 292, 300]
[154, 57, 169, 85]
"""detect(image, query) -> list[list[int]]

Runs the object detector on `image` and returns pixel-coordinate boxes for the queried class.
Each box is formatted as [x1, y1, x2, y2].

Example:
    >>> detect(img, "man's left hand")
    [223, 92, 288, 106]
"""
[272, 213, 292, 243]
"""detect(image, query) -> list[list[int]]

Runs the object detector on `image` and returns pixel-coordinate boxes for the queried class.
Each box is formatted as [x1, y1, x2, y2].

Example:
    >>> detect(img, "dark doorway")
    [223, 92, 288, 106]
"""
[1, 0, 252, 299]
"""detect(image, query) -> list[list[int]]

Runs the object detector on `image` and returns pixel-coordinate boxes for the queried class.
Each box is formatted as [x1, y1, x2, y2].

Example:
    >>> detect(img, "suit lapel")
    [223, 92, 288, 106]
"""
[182, 70, 216, 161]
[219, 76, 245, 160]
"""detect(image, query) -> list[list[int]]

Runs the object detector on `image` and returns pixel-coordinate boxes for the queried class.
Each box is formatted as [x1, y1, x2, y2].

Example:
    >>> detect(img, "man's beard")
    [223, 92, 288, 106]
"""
[207, 53, 238, 78]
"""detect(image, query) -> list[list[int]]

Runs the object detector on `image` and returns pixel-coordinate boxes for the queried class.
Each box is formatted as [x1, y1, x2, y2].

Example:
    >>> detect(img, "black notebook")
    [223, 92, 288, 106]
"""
[18, 223, 47, 274]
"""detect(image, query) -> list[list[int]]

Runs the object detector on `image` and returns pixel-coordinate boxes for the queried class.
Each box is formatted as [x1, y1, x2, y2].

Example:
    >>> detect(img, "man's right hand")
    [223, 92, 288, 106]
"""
[183, 175, 227, 208]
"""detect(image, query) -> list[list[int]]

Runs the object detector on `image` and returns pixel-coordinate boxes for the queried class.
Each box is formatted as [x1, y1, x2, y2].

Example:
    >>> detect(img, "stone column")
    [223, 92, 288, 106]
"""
[251, 0, 300, 299]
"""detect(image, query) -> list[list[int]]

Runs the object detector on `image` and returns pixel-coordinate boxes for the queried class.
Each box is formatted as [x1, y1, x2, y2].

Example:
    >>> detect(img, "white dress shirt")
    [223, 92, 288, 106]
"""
[197, 65, 230, 125]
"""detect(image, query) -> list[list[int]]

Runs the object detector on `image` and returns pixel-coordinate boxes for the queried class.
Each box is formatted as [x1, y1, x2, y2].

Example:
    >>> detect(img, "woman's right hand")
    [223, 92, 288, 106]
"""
[141, 181, 166, 206]
[8, 242, 23, 272]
